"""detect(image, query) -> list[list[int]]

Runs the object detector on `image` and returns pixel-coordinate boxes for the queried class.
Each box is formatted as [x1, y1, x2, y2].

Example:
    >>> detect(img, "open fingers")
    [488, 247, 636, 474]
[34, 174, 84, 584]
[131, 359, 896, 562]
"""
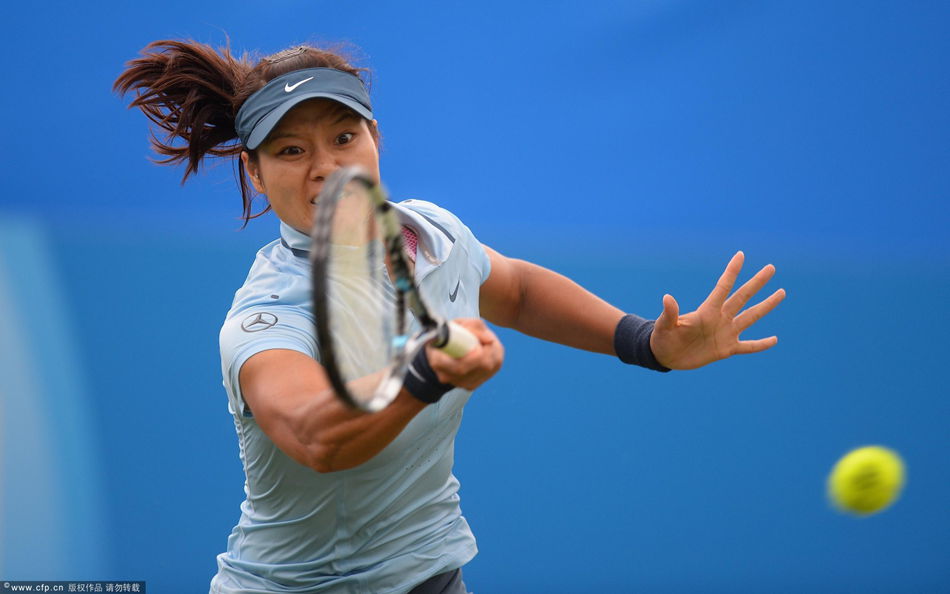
[703, 251, 745, 308]
[734, 288, 786, 332]
[734, 335, 779, 355]
[723, 263, 776, 317]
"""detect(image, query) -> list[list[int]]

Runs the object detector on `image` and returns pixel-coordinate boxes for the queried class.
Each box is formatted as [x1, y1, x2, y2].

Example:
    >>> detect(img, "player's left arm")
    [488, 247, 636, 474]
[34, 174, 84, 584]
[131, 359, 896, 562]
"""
[479, 246, 786, 370]
[479, 245, 625, 355]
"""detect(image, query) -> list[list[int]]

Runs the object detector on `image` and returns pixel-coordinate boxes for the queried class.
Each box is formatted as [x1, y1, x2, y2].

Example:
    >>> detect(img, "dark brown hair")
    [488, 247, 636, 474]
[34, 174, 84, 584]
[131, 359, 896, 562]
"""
[114, 40, 371, 225]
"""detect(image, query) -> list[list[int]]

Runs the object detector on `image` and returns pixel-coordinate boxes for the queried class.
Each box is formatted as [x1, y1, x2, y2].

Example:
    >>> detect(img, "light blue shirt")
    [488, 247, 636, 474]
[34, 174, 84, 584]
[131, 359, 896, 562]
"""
[211, 200, 491, 594]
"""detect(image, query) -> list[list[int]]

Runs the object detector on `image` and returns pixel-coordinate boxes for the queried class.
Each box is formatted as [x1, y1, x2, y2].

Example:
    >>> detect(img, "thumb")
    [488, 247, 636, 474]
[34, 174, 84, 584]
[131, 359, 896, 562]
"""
[655, 294, 679, 331]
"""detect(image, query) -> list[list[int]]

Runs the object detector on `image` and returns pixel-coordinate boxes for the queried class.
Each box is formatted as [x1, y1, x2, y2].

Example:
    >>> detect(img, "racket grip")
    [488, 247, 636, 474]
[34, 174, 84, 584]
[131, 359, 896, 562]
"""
[438, 321, 479, 358]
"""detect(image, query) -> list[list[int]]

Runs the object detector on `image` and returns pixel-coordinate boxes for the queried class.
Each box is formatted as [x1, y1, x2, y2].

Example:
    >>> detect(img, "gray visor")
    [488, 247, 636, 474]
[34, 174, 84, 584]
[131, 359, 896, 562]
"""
[235, 68, 373, 150]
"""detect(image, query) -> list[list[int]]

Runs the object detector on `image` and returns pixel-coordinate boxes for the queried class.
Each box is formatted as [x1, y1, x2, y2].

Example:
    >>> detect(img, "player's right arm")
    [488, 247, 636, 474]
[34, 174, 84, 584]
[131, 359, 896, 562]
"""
[238, 317, 502, 473]
[239, 348, 425, 473]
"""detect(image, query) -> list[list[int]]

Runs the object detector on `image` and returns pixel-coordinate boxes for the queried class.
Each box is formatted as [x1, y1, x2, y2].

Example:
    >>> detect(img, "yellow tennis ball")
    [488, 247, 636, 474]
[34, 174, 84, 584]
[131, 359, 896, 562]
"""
[828, 446, 905, 516]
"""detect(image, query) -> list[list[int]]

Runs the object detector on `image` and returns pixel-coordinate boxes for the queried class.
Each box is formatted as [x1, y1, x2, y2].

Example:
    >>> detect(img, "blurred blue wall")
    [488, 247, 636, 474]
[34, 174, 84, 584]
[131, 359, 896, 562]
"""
[1, 1, 948, 592]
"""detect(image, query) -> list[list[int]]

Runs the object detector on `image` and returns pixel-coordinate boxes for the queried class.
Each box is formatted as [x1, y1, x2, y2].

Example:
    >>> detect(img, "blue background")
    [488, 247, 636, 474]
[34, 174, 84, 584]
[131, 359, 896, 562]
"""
[2, 1, 948, 592]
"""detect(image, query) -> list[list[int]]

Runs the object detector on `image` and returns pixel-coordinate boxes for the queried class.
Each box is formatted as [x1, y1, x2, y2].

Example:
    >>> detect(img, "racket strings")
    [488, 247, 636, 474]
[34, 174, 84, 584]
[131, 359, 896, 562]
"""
[316, 170, 430, 410]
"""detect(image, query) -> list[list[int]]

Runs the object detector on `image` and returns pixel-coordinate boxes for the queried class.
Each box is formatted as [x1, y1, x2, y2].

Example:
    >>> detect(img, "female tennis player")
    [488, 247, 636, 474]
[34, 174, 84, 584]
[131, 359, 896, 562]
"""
[116, 40, 785, 594]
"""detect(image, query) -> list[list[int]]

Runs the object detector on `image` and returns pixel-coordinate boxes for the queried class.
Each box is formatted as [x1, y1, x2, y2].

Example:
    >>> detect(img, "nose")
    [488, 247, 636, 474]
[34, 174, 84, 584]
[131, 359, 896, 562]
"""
[309, 146, 339, 183]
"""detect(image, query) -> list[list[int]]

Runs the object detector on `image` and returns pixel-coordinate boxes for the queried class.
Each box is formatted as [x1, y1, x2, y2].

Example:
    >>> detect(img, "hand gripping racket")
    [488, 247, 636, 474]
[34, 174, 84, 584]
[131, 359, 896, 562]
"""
[310, 166, 478, 412]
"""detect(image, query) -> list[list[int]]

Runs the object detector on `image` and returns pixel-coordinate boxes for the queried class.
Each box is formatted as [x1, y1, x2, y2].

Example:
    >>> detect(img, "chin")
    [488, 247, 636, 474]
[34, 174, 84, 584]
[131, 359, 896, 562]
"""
[298, 203, 316, 223]
[296, 217, 315, 232]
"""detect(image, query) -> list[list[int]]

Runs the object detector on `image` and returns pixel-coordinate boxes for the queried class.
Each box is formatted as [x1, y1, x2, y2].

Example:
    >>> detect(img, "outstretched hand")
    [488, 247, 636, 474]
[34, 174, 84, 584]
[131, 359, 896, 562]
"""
[649, 251, 786, 370]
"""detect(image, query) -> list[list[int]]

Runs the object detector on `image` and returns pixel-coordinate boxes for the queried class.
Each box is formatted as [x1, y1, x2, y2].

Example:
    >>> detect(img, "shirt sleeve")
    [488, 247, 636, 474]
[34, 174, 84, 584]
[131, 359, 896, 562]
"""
[471, 238, 491, 284]
[219, 305, 318, 417]
[446, 212, 491, 284]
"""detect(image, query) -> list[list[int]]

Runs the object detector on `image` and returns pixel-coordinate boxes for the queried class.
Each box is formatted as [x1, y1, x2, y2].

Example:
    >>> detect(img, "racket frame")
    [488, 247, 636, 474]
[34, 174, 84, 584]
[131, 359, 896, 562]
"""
[310, 166, 450, 412]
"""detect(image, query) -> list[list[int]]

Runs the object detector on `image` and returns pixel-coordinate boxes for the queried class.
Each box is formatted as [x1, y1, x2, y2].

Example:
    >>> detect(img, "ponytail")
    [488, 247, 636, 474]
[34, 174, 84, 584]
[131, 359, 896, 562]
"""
[115, 39, 369, 226]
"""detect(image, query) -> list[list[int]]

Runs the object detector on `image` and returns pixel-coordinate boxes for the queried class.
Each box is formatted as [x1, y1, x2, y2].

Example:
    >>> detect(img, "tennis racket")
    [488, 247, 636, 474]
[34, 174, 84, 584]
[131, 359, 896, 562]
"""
[310, 166, 478, 412]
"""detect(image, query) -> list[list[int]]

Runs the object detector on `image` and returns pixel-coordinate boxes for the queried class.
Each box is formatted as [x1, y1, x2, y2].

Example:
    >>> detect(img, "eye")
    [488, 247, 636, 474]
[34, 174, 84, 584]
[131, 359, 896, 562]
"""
[278, 146, 304, 156]
[335, 132, 354, 145]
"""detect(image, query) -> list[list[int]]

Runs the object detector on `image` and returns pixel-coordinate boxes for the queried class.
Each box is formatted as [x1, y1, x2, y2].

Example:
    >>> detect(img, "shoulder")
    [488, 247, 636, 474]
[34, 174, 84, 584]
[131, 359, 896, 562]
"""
[395, 199, 482, 257]
[217, 236, 318, 416]
[397, 200, 470, 241]
[396, 199, 491, 284]
[220, 239, 317, 369]
[226, 237, 312, 319]
[397, 198, 459, 220]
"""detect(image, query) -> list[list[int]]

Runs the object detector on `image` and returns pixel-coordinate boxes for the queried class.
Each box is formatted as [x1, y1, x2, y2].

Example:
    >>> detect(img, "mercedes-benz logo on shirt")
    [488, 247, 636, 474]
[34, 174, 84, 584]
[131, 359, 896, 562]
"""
[241, 312, 278, 332]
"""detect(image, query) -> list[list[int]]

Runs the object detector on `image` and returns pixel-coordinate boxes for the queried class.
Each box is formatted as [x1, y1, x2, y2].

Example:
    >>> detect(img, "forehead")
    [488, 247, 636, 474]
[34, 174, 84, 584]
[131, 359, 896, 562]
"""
[273, 99, 360, 131]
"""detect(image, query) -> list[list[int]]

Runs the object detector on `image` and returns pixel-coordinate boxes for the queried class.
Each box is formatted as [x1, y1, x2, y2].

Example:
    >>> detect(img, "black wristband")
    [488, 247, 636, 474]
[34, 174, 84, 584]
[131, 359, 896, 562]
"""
[614, 314, 671, 372]
[403, 348, 455, 404]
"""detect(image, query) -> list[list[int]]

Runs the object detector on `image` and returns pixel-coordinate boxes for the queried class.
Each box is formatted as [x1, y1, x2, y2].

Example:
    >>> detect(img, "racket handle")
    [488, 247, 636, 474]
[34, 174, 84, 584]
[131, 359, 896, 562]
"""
[437, 321, 479, 358]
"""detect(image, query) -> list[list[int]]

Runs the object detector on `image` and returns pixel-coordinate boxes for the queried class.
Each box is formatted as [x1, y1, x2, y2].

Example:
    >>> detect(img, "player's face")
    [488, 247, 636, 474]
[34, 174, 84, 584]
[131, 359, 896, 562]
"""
[242, 99, 380, 231]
